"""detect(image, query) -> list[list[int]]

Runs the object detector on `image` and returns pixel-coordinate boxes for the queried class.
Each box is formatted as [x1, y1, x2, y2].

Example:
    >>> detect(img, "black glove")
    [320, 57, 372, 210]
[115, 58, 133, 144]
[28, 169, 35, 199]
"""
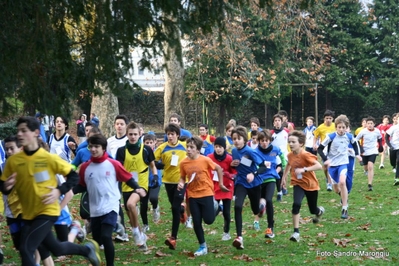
[152, 175, 159, 188]
[378, 146, 384, 153]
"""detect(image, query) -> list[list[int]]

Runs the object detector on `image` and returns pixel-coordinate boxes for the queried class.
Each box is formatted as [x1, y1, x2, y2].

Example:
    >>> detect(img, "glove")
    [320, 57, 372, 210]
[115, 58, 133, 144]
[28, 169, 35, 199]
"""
[152, 175, 159, 188]
[378, 146, 384, 153]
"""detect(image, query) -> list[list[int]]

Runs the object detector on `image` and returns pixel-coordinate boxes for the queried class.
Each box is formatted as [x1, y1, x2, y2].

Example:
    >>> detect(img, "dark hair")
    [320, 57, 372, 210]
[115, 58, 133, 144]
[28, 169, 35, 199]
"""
[127, 121, 140, 130]
[186, 136, 203, 151]
[88, 134, 108, 150]
[179, 135, 190, 142]
[114, 114, 129, 124]
[169, 113, 182, 122]
[199, 124, 208, 130]
[4, 135, 21, 148]
[250, 130, 258, 137]
[56, 116, 69, 130]
[231, 126, 248, 143]
[392, 113, 397, 118]
[143, 134, 157, 142]
[305, 116, 315, 123]
[249, 117, 260, 127]
[382, 115, 390, 121]
[257, 129, 272, 142]
[16, 116, 40, 131]
[324, 109, 335, 118]
[361, 117, 367, 122]
[366, 116, 375, 123]
[85, 121, 94, 128]
[165, 123, 180, 136]
[278, 110, 288, 117]
[273, 114, 283, 122]
[289, 130, 306, 145]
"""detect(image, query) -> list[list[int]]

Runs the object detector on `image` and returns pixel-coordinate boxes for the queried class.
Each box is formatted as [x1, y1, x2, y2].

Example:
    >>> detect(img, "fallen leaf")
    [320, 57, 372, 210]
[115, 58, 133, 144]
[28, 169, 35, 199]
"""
[155, 251, 171, 257]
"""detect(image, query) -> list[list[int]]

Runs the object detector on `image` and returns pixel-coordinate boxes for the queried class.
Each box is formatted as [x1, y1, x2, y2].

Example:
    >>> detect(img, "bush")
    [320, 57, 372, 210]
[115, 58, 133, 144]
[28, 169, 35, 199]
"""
[0, 120, 17, 139]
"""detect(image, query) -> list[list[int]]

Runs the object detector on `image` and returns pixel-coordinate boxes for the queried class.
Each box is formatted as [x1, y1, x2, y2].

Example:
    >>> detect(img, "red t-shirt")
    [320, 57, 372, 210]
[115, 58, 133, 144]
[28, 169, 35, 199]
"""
[208, 153, 236, 200]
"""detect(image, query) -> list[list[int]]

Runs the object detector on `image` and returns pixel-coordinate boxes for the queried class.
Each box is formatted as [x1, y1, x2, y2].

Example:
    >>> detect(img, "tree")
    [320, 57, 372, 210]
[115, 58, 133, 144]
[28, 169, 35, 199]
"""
[368, 0, 399, 109]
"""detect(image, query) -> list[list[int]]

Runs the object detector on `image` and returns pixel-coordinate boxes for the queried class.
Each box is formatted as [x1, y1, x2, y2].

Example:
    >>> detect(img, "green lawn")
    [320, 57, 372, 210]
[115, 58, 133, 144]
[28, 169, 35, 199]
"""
[2, 157, 399, 265]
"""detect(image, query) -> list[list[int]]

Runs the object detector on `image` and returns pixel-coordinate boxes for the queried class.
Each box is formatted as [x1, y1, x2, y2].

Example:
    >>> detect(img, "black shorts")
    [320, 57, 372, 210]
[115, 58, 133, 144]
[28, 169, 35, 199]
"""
[362, 154, 377, 165]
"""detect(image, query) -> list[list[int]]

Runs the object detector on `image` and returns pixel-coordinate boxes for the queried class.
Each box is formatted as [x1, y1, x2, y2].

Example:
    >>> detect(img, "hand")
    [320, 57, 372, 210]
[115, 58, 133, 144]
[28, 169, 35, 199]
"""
[152, 175, 159, 188]
[135, 188, 147, 197]
[231, 160, 240, 167]
[356, 155, 362, 163]
[177, 182, 185, 191]
[281, 178, 286, 188]
[246, 173, 254, 183]
[313, 144, 318, 151]
[68, 142, 77, 150]
[4, 173, 16, 191]
[219, 184, 230, 192]
[42, 187, 61, 205]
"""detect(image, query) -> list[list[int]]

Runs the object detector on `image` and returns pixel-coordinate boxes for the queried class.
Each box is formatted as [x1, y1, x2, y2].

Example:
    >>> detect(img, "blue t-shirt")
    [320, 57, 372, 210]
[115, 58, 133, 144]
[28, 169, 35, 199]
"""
[232, 145, 263, 188]
[255, 145, 282, 181]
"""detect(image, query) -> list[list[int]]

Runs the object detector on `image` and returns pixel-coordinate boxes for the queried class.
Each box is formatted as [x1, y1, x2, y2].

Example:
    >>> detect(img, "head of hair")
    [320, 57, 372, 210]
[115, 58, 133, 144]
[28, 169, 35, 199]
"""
[169, 113, 181, 122]
[392, 113, 397, 119]
[56, 116, 69, 130]
[306, 116, 315, 122]
[249, 117, 260, 126]
[366, 116, 375, 123]
[228, 119, 237, 127]
[164, 123, 180, 136]
[361, 117, 367, 122]
[273, 114, 283, 122]
[382, 115, 390, 120]
[335, 114, 350, 127]
[225, 122, 235, 131]
[186, 136, 203, 151]
[87, 134, 108, 150]
[114, 114, 129, 124]
[199, 124, 208, 130]
[179, 135, 190, 142]
[91, 113, 96, 116]
[250, 130, 258, 137]
[127, 121, 140, 131]
[143, 134, 157, 142]
[278, 110, 288, 117]
[324, 109, 335, 118]
[16, 116, 40, 131]
[4, 135, 20, 148]
[85, 121, 94, 128]
[289, 130, 306, 145]
[257, 129, 272, 142]
[231, 126, 248, 143]
[89, 126, 102, 135]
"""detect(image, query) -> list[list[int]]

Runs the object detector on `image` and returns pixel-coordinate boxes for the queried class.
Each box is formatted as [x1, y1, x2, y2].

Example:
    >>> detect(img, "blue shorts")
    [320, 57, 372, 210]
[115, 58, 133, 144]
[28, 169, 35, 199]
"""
[328, 165, 347, 184]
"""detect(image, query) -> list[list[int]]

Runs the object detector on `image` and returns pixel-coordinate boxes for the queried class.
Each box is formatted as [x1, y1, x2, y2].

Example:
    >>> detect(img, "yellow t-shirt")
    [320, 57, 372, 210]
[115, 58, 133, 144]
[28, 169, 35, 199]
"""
[314, 123, 336, 143]
[123, 143, 149, 192]
[154, 141, 186, 183]
[0, 148, 72, 220]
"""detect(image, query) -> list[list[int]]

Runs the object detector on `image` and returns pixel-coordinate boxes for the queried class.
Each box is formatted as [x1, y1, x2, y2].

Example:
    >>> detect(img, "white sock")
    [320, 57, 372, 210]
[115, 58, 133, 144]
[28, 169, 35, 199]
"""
[132, 227, 140, 234]
[342, 205, 348, 211]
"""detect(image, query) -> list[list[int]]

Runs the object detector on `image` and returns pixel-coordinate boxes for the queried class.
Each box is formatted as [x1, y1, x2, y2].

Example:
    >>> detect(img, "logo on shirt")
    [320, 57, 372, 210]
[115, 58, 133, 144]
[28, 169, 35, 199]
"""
[106, 171, 110, 176]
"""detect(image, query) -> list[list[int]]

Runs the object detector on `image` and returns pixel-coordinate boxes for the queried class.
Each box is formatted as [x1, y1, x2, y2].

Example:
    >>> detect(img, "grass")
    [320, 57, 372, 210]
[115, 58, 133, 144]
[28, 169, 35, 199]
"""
[2, 156, 399, 265]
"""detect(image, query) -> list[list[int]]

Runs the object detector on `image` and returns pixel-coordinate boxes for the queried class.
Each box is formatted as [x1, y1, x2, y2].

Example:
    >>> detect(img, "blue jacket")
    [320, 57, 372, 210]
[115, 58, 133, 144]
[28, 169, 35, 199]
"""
[232, 145, 263, 188]
[255, 145, 282, 181]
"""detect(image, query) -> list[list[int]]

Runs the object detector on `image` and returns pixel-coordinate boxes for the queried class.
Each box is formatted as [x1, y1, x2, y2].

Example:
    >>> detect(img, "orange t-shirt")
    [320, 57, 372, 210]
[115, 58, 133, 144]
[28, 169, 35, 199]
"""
[180, 155, 216, 199]
[287, 150, 320, 191]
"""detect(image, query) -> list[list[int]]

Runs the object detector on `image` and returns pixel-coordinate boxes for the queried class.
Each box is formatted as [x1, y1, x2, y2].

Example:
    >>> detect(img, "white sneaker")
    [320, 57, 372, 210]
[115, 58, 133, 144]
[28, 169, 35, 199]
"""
[194, 246, 208, 256]
[232, 236, 244, 250]
[115, 220, 125, 237]
[71, 220, 86, 243]
[393, 168, 397, 173]
[133, 231, 144, 246]
[142, 224, 149, 233]
[115, 233, 129, 242]
[379, 164, 384, 169]
[290, 232, 300, 242]
[222, 232, 231, 241]
[153, 207, 160, 223]
[185, 216, 193, 229]
[326, 183, 332, 191]
[138, 233, 148, 251]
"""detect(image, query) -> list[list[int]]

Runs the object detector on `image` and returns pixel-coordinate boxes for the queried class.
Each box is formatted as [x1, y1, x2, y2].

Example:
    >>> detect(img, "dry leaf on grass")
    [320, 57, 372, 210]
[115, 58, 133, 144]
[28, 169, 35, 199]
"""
[155, 251, 171, 257]
[233, 254, 254, 262]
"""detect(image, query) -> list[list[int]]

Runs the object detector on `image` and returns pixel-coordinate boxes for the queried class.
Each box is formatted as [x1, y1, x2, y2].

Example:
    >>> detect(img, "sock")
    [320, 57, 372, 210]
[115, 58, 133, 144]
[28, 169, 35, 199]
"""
[277, 191, 282, 196]
[200, 242, 207, 248]
[70, 226, 79, 236]
[342, 205, 348, 211]
[294, 228, 299, 233]
[132, 227, 140, 234]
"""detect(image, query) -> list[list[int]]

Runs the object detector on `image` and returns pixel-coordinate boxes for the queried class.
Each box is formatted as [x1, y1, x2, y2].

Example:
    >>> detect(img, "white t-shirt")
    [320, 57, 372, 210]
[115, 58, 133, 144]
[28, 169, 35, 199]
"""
[107, 135, 127, 158]
[321, 133, 356, 166]
[355, 128, 381, 156]
[386, 125, 399, 150]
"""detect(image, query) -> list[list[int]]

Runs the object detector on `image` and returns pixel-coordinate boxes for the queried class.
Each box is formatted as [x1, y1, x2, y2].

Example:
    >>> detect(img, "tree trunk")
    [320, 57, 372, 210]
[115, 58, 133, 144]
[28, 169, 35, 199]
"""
[91, 82, 119, 138]
[396, 86, 399, 111]
[163, 21, 185, 127]
[216, 104, 226, 136]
